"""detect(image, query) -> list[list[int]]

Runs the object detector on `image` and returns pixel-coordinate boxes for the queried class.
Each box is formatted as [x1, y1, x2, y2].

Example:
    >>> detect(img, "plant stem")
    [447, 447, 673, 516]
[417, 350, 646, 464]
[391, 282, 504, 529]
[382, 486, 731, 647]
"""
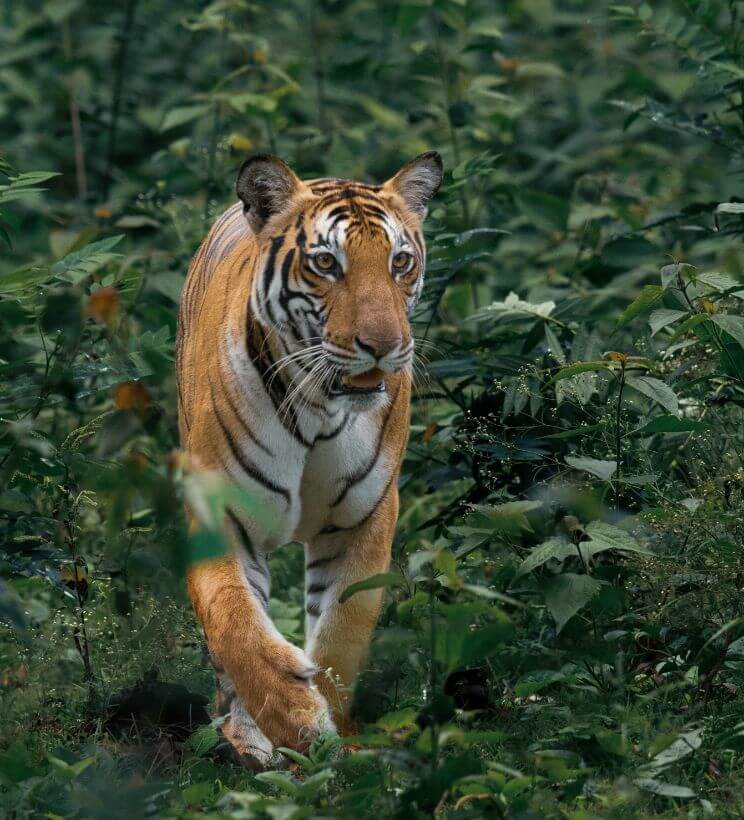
[614, 365, 626, 510]
[62, 472, 95, 689]
[309, 0, 326, 129]
[204, 22, 229, 223]
[102, 0, 139, 199]
[428, 572, 438, 776]
[429, 13, 479, 311]
[63, 20, 87, 200]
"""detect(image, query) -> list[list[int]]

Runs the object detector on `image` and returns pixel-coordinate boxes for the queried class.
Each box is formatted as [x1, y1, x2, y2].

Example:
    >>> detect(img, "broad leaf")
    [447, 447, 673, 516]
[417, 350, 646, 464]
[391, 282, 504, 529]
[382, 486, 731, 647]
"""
[339, 572, 406, 603]
[625, 375, 678, 414]
[635, 415, 708, 435]
[583, 521, 649, 558]
[634, 779, 696, 799]
[565, 456, 617, 481]
[695, 271, 741, 293]
[551, 361, 611, 382]
[616, 285, 664, 328]
[517, 537, 575, 576]
[710, 314, 744, 349]
[649, 309, 687, 336]
[542, 573, 604, 632]
[471, 291, 555, 323]
[514, 188, 569, 232]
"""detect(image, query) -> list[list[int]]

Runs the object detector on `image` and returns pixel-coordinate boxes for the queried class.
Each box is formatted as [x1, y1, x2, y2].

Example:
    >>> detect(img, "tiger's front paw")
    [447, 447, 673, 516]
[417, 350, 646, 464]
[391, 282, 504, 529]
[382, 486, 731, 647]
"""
[258, 644, 336, 752]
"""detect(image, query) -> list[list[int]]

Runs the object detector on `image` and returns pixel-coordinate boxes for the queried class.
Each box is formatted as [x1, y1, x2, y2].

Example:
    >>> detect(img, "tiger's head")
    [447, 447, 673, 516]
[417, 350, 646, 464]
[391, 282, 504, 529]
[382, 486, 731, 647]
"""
[236, 152, 443, 411]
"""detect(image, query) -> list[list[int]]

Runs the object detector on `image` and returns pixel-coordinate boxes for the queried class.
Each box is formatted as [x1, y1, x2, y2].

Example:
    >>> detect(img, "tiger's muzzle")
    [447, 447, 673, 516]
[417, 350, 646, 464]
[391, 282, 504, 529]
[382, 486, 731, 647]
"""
[325, 335, 413, 408]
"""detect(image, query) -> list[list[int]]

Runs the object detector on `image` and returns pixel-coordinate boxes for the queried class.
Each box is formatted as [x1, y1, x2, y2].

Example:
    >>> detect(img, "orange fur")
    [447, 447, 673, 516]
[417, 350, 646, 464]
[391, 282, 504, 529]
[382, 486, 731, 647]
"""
[176, 153, 441, 760]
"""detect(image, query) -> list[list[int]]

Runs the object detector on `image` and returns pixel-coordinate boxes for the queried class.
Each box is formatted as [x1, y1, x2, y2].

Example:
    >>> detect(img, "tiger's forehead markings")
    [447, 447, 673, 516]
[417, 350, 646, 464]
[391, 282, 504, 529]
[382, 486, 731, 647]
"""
[308, 178, 382, 196]
[303, 182, 399, 255]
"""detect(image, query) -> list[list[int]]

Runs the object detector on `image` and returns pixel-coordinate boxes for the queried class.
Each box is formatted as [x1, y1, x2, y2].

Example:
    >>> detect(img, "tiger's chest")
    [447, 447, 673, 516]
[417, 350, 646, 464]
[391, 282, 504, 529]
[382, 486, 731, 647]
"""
[294, 411, 395, 540]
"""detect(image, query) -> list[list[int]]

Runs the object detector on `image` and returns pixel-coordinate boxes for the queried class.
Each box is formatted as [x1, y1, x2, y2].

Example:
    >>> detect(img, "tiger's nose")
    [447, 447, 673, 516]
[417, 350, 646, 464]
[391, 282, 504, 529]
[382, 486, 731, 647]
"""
[355, 334, 402, 360]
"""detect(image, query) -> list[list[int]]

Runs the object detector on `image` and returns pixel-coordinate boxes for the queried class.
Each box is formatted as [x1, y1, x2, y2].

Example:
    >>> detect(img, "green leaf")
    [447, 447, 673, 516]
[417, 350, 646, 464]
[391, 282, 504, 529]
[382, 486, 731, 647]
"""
[517, 537, 575, 576]
[716, 202, 744, 215]
[358, 96, 407, 130]
[625, 375, 678, 414]
[466, 500, 542, 537]
[551, 362, 611, 382]
[160, 104, 211, 131]
[514, 188, 569, 232]
[542, 573, 604, 632]
[51, 235, 124, 281]
[641, 728, 703, 774]
[469, 18, 502, 38]
[471, 291, 555, 323]
[649, 309, 687, 336]
[376, 708, 418, 732]
[276, 747, 312, 768]
[514, 669, 567, 697]
[695, 271, 741, 293]
[634, 779, 696, 799]
[40, 288, 82, 337]
[616, 285, 664, 328]
[710, 314, 744, 349]
[188, 724, 220, 756]
[0, 580, 27, 633]
[459, 619, 513, 667]
[516, 521, 645, 578]
[635, 415, 708, 435]
[254, 770, 300, 796]
[339, 572, 406, 603]
[544, 323, 566, 364]
[565, 456, 617, 481]
[583, 521, 649, 557]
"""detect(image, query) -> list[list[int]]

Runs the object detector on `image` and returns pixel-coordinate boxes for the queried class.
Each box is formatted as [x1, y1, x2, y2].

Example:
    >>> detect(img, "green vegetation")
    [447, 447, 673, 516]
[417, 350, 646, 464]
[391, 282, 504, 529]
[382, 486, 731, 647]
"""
[2, 0, 744, 816]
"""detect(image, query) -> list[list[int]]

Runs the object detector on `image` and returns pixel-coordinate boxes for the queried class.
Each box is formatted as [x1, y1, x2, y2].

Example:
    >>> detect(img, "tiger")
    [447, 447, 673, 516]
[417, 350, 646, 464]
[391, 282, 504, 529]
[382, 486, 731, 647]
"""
[175, 151, 443, 766]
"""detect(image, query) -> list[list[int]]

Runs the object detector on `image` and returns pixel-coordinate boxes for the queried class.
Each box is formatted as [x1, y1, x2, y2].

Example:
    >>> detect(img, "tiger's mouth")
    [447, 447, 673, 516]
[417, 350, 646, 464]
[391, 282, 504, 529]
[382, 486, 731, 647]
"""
[329, 367, 386, 397]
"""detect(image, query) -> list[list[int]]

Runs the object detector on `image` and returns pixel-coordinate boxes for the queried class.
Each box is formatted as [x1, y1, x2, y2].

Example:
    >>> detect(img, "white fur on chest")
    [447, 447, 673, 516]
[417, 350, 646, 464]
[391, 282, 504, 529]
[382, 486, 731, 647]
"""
[296, 412, 391, 538]
[224, 334, 391, 547]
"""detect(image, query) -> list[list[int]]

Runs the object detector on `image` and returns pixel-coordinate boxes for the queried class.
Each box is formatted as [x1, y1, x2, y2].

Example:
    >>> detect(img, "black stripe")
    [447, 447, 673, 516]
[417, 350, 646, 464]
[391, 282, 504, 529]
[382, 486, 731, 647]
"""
[225, 510, 269, 609]
[262, 233, 286, 303]
[314, 414, 348, 442]
[226, 508, 258, 561]
[331, 385, 400, 507]
[217, 690, 236, 715]
[307, 551, 342, 571]
[346, 469, 398, 531]
[246, 322, 312, 448]
[318, 524, 344, 534]
[213, 394, 291, 503]
[217, 368, 273, 457]
[307, 583, 327, 595]
[306, 602, 322, 617]
[250, 580, 269, 608]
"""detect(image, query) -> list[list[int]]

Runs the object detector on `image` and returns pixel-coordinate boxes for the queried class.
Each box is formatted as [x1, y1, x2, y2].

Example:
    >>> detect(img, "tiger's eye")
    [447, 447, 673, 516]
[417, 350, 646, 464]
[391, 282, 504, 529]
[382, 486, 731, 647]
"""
[314, 252, 337, 270]
[392, 251, 412, 271]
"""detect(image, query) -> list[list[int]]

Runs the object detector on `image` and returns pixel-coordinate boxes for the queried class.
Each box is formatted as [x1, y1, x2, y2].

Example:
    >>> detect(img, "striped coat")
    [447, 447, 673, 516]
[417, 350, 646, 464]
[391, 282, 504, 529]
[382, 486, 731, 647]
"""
[176, 152, 442, 765]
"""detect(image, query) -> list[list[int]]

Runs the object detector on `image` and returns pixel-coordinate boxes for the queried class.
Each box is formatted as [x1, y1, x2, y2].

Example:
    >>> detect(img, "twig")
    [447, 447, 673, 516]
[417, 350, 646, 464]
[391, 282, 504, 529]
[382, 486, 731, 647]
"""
[102, 0, 139, 198]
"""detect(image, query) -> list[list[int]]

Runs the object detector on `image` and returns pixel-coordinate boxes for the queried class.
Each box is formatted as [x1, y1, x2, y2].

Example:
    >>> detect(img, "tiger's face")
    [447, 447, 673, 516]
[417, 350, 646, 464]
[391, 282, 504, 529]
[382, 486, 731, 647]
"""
[237, 153, 443, 412]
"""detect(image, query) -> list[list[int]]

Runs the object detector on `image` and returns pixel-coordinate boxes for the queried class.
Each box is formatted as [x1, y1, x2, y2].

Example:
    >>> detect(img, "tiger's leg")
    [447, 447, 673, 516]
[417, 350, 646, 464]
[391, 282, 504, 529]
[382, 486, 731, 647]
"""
[209, 541, 276, 768]
[213, 654, 275, 768]
[188, 530, 333, 760]
[304, 488, 397, 733]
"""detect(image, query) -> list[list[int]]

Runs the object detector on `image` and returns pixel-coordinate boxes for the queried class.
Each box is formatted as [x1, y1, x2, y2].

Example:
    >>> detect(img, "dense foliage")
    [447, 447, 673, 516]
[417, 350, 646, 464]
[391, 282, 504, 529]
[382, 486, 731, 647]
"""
[2, 0, 744, 816]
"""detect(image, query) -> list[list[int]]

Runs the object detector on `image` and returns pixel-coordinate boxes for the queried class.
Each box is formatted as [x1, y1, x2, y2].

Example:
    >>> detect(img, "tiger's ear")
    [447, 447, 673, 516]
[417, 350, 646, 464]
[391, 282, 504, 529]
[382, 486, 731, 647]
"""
[236, 154, 304, 232]
[384, 151, 443, 217]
